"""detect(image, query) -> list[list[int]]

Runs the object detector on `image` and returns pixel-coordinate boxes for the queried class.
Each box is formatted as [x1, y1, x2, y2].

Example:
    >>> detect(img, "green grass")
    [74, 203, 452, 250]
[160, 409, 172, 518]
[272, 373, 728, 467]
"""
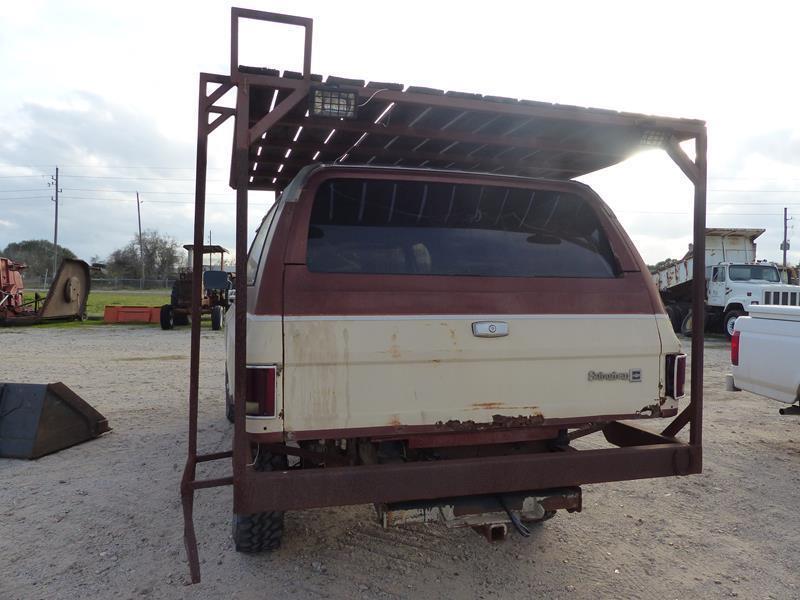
[22, 289, 170, 324]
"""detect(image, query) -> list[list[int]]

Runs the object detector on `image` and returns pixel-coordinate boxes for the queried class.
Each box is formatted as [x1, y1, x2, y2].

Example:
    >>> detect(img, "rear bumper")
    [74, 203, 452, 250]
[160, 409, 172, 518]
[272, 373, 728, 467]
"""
[234, 423, 701, 513]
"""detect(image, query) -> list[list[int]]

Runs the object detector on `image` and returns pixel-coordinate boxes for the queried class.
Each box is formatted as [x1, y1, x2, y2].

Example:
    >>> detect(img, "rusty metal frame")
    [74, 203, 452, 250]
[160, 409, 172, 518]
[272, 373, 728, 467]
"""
[180, 7, 707, 583]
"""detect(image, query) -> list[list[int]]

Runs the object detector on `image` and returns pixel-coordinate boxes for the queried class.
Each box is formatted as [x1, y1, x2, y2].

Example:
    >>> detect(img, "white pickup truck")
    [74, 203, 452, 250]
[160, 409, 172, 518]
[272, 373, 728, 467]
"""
[730, 305, 800, 414]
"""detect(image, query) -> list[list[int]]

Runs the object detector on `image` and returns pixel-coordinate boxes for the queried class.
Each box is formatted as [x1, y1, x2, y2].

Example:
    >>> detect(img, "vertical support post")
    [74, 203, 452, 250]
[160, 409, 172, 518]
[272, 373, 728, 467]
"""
[783, 207, 789, 268]
[137, 192, 145, 289]
[689, 131, 707, 454]
[52, 166, 59, 276]
[181, 73, 210, 585]
[232, 83, 251, 500]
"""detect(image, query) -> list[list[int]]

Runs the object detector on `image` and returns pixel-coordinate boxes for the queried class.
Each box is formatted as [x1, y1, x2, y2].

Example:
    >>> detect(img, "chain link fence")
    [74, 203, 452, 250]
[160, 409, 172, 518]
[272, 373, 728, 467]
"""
[33, 274, 175, 291]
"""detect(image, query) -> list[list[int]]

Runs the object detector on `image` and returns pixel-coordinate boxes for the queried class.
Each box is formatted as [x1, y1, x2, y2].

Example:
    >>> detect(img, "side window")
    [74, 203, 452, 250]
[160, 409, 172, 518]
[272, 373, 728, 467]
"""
[306, 179, 618, 278]
[246, 203, 278, 284]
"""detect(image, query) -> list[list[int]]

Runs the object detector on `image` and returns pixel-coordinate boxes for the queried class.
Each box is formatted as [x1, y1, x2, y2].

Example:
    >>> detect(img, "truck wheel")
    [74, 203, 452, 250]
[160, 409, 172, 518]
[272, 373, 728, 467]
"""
[665, 305, 681, 332]
[723, 309, 744, 339]
[680, 310, 692, 338]
[211, 305, 223, 331]
[159, 305, 174, 330]
[232, 449, 287, 553]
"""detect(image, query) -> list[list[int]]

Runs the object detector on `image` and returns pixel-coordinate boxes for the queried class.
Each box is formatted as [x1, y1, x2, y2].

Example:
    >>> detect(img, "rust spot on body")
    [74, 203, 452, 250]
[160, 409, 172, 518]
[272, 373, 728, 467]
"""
[436, 411, 545, 431]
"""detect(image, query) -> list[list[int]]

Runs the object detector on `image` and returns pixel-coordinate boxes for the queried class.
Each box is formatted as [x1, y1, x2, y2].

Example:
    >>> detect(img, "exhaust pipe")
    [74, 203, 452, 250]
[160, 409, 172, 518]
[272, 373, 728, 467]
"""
[473, 523, 508, 542]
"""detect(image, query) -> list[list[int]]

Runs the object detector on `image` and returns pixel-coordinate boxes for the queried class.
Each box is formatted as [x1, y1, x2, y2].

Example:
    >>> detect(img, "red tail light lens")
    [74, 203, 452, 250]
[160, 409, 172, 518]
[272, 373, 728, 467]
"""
[731, 331, 740, 366]
[665, 353, 686, 399]
[246, 365, 276, 417]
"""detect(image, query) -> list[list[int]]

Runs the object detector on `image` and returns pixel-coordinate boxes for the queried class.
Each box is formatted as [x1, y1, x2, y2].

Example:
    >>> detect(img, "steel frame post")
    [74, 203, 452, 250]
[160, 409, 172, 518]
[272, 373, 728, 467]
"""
[689, 132, 707, 453]
[232, 83, 251, 495]
[180, 73, 210, 585]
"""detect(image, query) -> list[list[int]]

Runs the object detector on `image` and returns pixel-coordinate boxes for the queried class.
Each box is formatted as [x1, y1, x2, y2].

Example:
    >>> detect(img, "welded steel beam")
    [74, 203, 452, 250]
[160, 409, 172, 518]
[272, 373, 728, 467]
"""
[236, 442, 701, 513]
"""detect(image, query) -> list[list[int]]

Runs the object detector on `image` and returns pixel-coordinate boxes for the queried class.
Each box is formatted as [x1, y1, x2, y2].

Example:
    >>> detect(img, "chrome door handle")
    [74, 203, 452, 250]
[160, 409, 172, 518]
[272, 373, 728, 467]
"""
[471, 321, 508, 338]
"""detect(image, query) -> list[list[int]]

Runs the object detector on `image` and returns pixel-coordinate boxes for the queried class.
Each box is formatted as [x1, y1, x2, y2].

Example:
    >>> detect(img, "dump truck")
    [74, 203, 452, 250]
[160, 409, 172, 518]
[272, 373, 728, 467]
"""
[0, 257, 90, 325]
[652, 228, 800, 337]
[179, 8, 709, 584]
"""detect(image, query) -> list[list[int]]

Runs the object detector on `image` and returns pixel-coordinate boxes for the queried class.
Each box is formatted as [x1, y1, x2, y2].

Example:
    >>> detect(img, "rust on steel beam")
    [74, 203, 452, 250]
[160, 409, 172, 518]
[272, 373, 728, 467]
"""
[350, 88, 706, 135]
[602, 421, 679, 448]
[230, 8, 313, 81]
[280, 118, 631, 160]
[689, 131, 707, 451]
[256, 139, 560, 175]
[236, 73, 703, 136]
[236, 443, 700, 513]
[208, 112, 234, 135]
[248, 86, 309, 146]
[233, 84, 251, 490]
[181, 71, 215, 586]
[661, 404, 691, 438]
[664, 136, 699, 184]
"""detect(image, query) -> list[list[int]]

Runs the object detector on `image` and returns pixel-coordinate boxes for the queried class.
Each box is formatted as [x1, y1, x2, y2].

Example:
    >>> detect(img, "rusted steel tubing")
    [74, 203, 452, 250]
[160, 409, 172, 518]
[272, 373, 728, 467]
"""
[235, 443, 701, 514]
[689, 131, 707, 451]
[195, 450, 233, 463]
[191, 476, 234, 490]
[233, 84, 250, 493]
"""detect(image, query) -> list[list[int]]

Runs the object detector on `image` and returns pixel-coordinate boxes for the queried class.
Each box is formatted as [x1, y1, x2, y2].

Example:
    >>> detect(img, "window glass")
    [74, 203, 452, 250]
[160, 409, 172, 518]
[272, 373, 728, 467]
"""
[712, 267, 726, 282]
[307, 179, 618, 278]
[728, 264, 780, 283]
[246, 204, 277, 284]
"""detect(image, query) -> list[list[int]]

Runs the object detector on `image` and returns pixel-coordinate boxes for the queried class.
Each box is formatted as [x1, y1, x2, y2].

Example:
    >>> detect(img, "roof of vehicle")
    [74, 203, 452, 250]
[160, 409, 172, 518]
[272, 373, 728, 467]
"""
[238, 67, 706, 192]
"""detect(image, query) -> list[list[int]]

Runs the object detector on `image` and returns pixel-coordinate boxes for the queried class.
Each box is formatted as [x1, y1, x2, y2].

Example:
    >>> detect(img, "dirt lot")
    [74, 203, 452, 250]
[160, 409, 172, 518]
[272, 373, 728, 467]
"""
[2, 325, 799, 600]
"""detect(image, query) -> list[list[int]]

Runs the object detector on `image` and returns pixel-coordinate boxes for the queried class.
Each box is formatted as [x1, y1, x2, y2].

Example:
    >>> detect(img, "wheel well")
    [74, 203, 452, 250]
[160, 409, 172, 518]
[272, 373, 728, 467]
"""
[724, 303, 745, 314]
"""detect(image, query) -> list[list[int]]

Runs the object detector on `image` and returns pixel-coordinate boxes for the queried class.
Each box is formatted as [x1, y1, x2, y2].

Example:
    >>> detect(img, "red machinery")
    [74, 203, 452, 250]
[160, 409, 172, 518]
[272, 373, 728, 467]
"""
[0, 257, 90, 325]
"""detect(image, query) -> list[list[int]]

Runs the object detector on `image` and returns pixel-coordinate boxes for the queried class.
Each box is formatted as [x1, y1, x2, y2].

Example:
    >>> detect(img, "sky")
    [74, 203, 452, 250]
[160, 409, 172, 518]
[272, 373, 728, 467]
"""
[1, 0, 799, 269]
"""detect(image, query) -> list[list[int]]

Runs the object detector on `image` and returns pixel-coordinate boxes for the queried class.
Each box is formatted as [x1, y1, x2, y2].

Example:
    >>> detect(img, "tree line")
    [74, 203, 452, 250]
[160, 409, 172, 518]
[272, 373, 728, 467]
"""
[1, 230, 180, 280]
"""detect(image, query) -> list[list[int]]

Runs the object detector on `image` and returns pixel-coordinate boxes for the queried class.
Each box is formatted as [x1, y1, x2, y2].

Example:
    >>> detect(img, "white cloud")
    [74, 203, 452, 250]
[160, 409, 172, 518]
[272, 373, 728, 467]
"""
[1, 0, 799, 266]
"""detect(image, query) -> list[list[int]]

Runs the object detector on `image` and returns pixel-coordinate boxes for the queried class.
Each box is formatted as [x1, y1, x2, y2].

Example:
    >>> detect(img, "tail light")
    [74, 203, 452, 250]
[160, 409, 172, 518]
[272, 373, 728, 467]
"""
[665, 353, 686, 399]
[246, 365, 276, 417]
[731, 331, 740, 366]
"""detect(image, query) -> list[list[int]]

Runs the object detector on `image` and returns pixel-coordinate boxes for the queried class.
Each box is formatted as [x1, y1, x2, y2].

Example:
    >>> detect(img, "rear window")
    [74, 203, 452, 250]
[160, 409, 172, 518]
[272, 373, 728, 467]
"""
[307, 179, 618, 278]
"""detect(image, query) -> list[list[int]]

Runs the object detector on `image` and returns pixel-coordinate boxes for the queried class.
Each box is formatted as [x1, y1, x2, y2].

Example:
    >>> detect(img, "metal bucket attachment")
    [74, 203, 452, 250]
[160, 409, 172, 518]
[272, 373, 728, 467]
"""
[0, 382, 110, 459]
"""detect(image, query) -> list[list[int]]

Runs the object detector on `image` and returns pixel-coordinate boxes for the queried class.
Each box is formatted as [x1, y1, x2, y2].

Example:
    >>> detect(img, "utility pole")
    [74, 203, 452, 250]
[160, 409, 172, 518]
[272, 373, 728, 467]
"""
[137, 192, 145, 289]
[50, 167, 61, 277]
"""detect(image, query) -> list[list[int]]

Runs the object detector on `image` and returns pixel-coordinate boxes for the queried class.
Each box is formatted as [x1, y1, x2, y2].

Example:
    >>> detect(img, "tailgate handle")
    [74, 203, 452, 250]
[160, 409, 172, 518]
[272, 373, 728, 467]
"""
[471, 321, 508, 338]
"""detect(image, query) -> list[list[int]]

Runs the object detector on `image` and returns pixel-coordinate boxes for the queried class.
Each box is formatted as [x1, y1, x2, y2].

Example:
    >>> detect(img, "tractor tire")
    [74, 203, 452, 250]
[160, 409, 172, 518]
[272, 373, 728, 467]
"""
[211, 305, 223, 331]
[160, 305, 174, 330]
[723, 309, 745, 339]
[680, 310, 693, 338]
[232, 449, 287, 553]
[665, 305, 681, 333]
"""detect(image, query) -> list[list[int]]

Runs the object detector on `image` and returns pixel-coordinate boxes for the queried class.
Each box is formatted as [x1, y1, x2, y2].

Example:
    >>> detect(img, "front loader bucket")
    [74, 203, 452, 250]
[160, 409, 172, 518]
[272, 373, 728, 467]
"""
[0, 382, 110, 459]
[38, 258, 90, 321]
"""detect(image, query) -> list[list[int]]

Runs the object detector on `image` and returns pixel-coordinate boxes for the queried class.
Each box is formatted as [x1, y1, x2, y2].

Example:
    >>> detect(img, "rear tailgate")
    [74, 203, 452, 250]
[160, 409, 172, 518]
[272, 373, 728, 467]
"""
[282, 312, 666, 433]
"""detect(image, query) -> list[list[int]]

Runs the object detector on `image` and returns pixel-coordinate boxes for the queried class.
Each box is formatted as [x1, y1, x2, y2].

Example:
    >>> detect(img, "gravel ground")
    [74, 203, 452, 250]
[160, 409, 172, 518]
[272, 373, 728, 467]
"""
[1, 325, 799, 600]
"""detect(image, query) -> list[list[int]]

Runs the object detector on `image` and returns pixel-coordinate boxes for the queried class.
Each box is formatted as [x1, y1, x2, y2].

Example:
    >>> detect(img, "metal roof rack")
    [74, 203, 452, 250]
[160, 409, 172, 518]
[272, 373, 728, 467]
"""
[180, 8, 709, 584]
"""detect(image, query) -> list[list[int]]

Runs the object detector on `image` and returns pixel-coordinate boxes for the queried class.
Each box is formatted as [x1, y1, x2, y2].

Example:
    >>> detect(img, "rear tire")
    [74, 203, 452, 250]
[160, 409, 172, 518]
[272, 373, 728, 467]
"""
[680, 310, 693, 337]
[665, 305, 681, 332]
[211, 305, 223, 331]
[724, 309, 745, 339]
[232, 449, 287, 553]
[159, 305, 174, 330]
